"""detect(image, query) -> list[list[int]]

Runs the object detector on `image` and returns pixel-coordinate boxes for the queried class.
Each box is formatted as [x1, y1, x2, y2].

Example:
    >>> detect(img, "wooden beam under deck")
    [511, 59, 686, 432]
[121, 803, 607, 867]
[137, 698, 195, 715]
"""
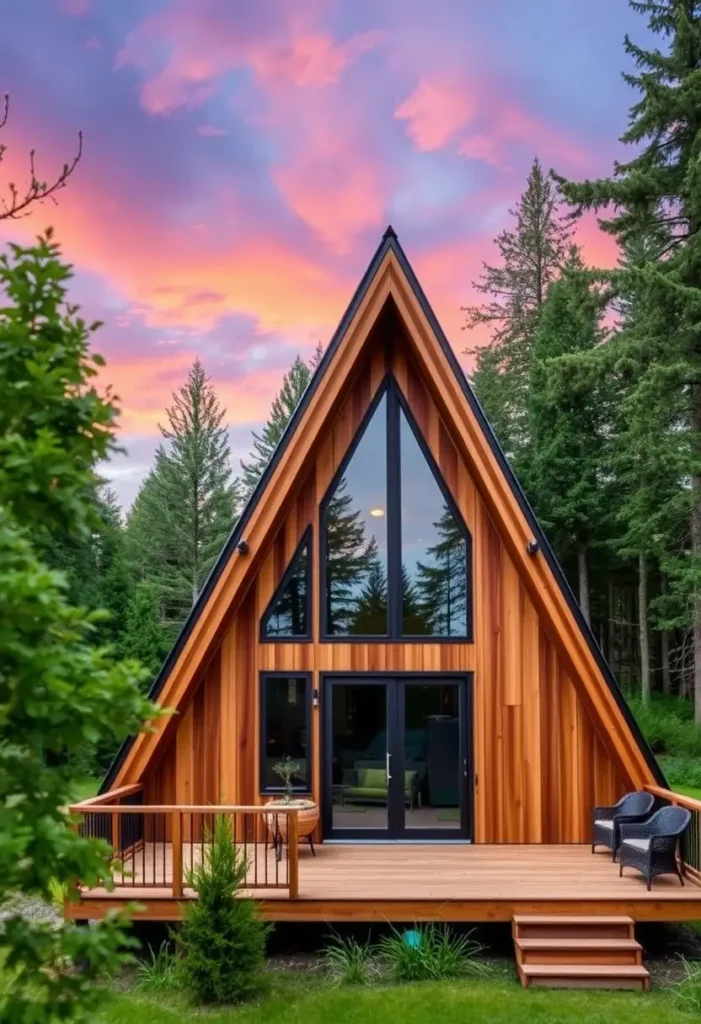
[67, 844, 701, 924]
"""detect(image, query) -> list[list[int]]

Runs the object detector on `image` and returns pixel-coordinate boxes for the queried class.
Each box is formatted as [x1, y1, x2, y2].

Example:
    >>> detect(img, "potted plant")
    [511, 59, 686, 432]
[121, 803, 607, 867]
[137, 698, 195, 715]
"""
[265, 756, 319, 854]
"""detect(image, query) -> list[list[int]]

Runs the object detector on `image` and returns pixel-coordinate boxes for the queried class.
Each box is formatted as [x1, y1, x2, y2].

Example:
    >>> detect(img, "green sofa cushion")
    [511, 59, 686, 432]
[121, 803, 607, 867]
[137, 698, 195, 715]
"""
[357, 768, 387, 789]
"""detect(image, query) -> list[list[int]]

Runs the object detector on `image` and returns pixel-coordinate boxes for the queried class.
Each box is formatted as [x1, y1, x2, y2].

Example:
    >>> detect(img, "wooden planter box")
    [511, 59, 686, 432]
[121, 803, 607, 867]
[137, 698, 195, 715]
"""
[265, 800, 319, 843]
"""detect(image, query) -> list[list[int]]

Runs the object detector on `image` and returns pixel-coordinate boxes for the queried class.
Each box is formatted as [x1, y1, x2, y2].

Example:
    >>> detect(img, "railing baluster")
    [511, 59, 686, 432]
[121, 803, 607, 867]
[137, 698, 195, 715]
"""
[172, 810, 183, 898]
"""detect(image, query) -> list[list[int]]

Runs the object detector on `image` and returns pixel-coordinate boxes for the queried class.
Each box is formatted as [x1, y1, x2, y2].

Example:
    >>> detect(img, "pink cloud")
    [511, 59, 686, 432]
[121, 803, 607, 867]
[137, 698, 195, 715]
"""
[396, 73, 590, 173]
[116, 2, 383, 116]
[394, 76, 475, 151]
[84, 35, 102, 51]
[59, 0, 89, 15]
[197, 123, 230, 137]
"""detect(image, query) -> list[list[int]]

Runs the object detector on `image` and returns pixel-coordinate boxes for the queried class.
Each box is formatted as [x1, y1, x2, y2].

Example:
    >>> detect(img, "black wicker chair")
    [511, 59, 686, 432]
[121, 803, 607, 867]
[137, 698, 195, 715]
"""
[618, 805, 691, 890]
[591, 791, 655, 861]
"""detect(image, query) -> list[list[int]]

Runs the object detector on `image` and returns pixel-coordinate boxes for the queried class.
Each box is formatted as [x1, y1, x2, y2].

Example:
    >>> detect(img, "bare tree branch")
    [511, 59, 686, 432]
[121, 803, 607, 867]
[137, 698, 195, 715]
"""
[0, 94, 82, 221]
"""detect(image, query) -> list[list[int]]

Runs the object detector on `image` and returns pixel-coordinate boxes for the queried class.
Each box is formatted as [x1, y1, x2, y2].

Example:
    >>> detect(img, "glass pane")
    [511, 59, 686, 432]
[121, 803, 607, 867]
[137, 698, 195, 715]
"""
[262, 541, 309, 637]
[400, 410, 468, 636]
[404, 683, 460, 830]
[331, 683, 388, 831]
[262, 676, 308, 790]
[325, 393, 388, 635]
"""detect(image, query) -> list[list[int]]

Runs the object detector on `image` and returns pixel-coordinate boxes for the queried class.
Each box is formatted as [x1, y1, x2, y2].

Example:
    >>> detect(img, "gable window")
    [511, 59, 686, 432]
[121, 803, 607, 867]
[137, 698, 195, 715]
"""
[261, 529, 311, 640]
[260, 673, 311, 792]
[321, 377, 472, 640]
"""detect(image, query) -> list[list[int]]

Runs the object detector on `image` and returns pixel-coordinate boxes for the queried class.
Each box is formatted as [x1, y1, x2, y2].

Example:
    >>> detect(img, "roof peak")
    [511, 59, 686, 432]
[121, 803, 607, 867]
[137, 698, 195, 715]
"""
[382, 224, 398, 240]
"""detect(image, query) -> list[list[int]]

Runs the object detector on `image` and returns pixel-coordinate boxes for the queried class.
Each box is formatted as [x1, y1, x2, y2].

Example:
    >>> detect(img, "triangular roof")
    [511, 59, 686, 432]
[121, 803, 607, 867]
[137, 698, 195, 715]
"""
[104, 226, 664, 792]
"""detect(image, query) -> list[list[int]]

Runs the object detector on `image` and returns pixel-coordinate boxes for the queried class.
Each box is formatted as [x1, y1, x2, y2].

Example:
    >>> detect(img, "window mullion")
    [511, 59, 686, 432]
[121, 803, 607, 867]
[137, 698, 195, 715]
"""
[387, 378, 402, 638]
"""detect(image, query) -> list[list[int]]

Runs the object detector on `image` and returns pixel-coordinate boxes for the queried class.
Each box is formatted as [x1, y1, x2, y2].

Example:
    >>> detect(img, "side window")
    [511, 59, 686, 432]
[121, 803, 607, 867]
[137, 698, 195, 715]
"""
[260, 674, 310, 792]
[261, 530, 311, 639]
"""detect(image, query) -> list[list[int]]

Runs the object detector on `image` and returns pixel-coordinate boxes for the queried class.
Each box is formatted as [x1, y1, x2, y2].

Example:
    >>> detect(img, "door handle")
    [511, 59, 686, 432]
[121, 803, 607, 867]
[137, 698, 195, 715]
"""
[463, 758, 468, 779]
[386, 751, 392, 781]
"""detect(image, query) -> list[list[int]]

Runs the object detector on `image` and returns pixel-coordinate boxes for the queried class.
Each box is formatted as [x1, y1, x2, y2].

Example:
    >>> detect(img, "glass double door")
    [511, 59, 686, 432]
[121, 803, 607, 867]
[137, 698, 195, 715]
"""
[323, 675, 471, 840]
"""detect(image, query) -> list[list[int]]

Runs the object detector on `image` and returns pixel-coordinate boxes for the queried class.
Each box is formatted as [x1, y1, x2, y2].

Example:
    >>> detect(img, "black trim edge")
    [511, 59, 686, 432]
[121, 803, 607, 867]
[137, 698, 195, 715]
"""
[260, 526, 312, 642]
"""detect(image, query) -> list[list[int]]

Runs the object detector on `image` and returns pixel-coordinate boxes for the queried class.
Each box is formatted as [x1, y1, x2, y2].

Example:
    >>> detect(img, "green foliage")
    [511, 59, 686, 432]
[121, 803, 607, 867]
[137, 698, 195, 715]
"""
[672, 955, 701, 1015]
[240, 346, 322, 498]
[627, 694, 701, 758]
[178, 816, 270, 1005]
[320, 933, 379, 987]
[378, 925, 489, 983]
[0, 234, 155, 1022]
[126, 359, 241, 638]
[272, 756, 301, 802]
[135, 943, 182, 993]
[120, 581, 170, 679]
[465, 157, 571, 460]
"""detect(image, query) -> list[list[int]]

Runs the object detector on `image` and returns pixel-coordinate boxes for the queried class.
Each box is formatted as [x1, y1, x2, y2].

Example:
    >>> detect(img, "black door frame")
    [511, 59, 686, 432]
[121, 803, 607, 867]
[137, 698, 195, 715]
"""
[322, 672, 473, 842]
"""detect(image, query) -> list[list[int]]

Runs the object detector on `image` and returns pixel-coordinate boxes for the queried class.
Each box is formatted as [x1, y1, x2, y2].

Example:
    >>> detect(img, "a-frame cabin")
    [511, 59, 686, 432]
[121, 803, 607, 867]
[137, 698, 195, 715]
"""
[70, 228, 701, 940]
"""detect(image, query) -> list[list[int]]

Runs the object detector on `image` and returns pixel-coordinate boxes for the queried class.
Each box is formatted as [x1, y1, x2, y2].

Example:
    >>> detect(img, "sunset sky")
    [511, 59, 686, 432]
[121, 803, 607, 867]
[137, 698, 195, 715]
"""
[0, 0, 645, 507]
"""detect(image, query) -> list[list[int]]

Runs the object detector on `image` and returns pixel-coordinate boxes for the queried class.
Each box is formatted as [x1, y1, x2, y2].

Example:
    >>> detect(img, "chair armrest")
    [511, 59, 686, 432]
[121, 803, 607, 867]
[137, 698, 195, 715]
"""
[649, 833, 680, 851]
[616, 811, 653, 825]
[592, 805, 618, 821]
[619, 821, 651, 841]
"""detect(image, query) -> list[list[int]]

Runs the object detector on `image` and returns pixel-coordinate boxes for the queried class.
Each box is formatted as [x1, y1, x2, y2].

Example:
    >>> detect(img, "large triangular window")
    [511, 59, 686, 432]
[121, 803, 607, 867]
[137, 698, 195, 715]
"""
[261, 529, 311, 639]
[321, 378, 471, 639]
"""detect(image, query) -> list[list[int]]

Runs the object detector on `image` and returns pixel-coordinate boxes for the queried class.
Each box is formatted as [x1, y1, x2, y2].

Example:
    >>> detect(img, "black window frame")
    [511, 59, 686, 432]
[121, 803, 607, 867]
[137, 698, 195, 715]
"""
[259, 671, 313, 795]
[259, 526, 313, 642]
[320, 374, 473, 642]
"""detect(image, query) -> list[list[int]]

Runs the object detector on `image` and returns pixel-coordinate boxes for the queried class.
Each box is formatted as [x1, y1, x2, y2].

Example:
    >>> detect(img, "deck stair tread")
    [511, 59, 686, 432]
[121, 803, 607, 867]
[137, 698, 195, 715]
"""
[516, 938, 641, 951]
[513, 914, 634, 927]
[521, 964, 649, 978]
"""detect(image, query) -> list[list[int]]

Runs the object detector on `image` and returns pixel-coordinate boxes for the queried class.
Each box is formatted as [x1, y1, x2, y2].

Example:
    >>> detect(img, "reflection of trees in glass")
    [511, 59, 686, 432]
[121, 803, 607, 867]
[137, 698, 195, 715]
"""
[401, 564, 431, 634]
[352, 541, 388, 634]
[326, 479, 378, 634]
[264, 544, 308, 636]
[413, 505, 467, 636]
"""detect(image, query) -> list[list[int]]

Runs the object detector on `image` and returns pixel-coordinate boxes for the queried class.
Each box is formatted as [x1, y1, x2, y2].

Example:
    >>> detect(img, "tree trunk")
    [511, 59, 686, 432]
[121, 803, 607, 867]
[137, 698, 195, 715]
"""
[638, 551, 651, 704]
[578, 542, 591, 626]
[691, 383, 701, 724]
[661, 574, 671, 695]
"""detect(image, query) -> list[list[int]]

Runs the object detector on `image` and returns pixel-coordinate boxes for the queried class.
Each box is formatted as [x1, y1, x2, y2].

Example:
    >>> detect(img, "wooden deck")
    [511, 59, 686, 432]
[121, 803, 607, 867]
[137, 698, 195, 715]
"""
[67, 843, 701, 923]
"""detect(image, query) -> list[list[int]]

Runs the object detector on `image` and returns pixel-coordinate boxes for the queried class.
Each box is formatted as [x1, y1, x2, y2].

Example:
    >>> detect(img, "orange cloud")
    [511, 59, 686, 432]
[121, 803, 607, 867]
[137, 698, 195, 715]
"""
[395, 76, 475, 151]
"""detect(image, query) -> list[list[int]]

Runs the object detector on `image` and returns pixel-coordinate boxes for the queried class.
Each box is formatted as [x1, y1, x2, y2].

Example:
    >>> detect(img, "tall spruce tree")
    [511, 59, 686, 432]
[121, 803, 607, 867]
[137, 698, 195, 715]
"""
[464, 157, 571, 460]
[240, 344, 323, 498]
[524, 250, 609, 625]
[414, 506, 468, 635]
[555, 0, 701, 718]
[126, 360, 240, 637]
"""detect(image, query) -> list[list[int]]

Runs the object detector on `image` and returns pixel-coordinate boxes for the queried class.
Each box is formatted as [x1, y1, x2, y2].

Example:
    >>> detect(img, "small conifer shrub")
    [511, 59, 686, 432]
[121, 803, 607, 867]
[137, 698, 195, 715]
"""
[178, 815, 271, 1004]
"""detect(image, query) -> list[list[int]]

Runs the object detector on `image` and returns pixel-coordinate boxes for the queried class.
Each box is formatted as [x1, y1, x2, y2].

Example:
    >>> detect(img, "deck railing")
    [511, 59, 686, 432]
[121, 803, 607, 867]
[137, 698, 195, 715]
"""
[645, 785, 701, 883]
[69, 790, 300, 899]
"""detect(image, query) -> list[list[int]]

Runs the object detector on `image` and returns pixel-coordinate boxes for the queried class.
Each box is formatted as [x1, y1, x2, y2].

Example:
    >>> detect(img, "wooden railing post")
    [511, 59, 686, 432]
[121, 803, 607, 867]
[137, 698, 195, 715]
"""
[287, 810, 299, 899]
[172, 810, 183, 898]
[111, 803, 120, 854]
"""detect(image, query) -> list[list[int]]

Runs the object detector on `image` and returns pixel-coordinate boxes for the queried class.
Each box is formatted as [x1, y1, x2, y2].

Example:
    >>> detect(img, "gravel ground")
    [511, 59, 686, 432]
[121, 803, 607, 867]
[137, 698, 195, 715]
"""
[0, 893, 61, 926]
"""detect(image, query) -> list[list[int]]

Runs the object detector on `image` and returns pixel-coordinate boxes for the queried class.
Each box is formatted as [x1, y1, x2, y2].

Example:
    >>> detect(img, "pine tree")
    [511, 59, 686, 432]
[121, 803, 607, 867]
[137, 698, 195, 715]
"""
[414, 507, 467, 635]
[401, 564, 431, 634]
[464, 157, 571, 459]
[120, 580, 170, 678]
[324, 479, 374, 634]
[240, 345, 323, 498]
[524, 250, 609, 625]
[126, 360, 240, 636]
[555, 0, 701, 717]
[352, 544, 388, 634]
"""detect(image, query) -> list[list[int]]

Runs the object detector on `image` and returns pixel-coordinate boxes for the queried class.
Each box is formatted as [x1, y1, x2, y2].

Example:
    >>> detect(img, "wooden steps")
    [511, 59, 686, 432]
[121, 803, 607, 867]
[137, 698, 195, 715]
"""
[513, 915, 649, 990]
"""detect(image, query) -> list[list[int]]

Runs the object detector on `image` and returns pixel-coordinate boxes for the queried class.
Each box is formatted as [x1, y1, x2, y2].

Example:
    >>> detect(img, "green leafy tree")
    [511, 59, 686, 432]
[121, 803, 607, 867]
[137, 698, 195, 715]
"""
[555, 0, 701, 717]
[414, 507, 467, 635]
[464, 157, 571, 460]
[240, 345, 323, 498]
[0, 233, 154, 1022]
[126, 360, 240, 637]
[178, 815, 270, 1005]
[524, 251, 609, 625]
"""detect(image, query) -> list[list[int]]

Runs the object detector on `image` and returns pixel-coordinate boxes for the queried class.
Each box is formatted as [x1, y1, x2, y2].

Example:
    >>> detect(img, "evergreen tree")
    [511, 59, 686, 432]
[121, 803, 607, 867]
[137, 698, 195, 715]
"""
[120, 580, 170, 678]
[126, 360, 240, 636]
[401, 564, 431, 635]
[464, 157, 571, 459]
[325, 479, 374, 634]
[352, 544, 388, 634]
[555, 0, 701, 717]
[240, 345, 323, 498]
[524, 250, 610, 625]
[414, 507, 467, 636]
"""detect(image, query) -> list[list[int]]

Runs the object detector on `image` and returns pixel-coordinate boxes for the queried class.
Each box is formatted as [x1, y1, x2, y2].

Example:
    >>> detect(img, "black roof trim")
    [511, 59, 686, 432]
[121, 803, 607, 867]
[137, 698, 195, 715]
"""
[102, 227, 664, 792]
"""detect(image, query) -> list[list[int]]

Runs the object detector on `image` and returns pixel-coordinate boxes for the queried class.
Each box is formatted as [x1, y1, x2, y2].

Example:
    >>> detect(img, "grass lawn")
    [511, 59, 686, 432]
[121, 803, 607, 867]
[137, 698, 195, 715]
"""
[99, 973, 696, 1024]
[672, 784, 701, 802]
